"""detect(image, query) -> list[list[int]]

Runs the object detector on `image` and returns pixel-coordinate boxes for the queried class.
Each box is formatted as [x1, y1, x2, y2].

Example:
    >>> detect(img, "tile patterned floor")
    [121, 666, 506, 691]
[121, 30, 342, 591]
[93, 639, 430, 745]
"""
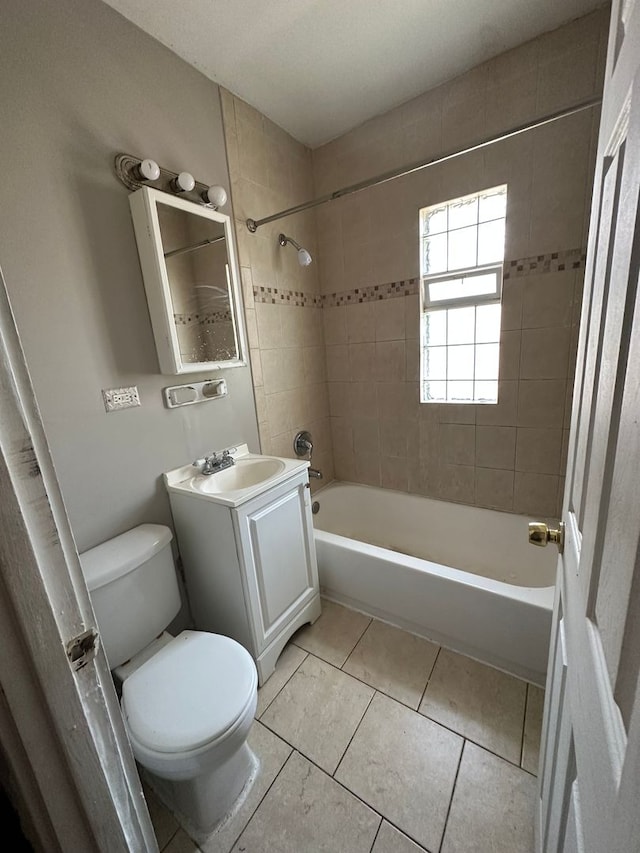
[147, 599, 542, 853]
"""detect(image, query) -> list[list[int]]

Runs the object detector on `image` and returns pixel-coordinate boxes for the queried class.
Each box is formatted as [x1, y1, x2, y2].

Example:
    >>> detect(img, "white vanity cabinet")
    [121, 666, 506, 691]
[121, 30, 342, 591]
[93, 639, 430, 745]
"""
[166, 462, 321, 684]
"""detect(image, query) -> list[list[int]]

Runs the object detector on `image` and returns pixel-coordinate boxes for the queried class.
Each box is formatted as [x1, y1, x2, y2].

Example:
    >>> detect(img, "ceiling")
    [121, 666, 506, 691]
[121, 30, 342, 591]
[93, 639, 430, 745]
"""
[102, 0, 605, 148]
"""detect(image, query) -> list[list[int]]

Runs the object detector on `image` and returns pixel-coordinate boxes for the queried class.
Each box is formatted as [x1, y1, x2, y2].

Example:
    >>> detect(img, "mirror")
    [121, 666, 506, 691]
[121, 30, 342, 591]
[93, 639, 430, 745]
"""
[129, 187, 247, 374]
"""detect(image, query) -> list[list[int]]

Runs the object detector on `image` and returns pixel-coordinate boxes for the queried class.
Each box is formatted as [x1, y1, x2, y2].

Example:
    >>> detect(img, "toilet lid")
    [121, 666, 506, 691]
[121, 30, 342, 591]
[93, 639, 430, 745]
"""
[121, 631, 257, 754]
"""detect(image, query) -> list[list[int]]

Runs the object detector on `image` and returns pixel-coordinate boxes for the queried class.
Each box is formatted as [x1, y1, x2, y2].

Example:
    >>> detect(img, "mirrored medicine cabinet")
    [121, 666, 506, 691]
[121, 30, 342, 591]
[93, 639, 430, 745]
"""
[129, 187, 247, 375]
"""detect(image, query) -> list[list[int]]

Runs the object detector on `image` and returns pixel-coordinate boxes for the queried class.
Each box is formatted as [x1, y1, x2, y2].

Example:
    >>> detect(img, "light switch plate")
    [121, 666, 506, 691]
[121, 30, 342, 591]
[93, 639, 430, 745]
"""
[102, 386, 141, 412]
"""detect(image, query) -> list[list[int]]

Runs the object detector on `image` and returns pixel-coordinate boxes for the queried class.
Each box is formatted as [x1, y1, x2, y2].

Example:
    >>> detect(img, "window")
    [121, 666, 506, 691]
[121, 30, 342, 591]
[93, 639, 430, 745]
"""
[420, 185, 507, 404]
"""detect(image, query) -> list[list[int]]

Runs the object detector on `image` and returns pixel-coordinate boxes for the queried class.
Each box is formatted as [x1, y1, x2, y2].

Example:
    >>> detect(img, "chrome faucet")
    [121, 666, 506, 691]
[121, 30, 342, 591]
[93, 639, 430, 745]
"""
[194, 447, 236, 476]
[308, 468, 323, 479]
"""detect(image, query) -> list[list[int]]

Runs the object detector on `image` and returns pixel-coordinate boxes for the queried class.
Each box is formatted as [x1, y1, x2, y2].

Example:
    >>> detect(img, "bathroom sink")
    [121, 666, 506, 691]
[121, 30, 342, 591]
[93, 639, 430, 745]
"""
[190, 457, 286, 494]
[164, 444, 309, 508]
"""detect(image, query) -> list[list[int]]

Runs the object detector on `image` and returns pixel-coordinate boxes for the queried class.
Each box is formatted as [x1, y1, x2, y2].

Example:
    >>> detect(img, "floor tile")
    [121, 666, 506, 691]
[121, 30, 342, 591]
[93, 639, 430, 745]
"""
[419, 648, 527, 764]
[199, 721, 291, 853]
[343, 619, 439, 708]
[143, 783, 179, 850]
[291, 599, 371, 666]
[256, 643, 307, 718]
[372, 821, 427, 852]
[163, 829, 202, 853]
[260, 654, 374, 773]
[336, 692, 463, 852]
[231, 752, 380, 853]
[441, 741, 536, 853]
[522, 684, 545, 776]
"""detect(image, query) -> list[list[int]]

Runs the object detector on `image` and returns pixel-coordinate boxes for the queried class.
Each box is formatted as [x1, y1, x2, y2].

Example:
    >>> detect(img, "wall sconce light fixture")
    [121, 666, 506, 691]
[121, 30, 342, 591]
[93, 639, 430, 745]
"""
[201, 185, 228, 209]
[114, 154, 228, 211]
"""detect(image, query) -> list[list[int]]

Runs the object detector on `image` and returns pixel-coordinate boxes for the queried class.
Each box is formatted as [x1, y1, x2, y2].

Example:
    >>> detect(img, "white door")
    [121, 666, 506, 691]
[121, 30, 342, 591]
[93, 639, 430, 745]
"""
[537, 2, 640, 851]
[0, 266, 158, 852]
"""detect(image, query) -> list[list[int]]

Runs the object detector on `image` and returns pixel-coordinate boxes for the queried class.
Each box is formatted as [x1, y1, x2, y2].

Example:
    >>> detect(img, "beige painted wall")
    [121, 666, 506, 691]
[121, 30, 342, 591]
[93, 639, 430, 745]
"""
[0, 0, 260, 551]
[311, 7, 609, 517]
[221, 91, 334, 489]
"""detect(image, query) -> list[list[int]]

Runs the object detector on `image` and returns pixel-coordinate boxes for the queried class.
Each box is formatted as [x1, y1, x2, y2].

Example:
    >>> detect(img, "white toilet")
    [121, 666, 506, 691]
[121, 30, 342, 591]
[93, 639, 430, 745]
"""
[79, 523, 258, 836]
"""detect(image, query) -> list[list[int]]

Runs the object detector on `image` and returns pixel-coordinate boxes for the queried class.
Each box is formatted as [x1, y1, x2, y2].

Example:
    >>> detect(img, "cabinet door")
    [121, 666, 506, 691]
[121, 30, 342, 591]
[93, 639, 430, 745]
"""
[235, 476, 318, 653]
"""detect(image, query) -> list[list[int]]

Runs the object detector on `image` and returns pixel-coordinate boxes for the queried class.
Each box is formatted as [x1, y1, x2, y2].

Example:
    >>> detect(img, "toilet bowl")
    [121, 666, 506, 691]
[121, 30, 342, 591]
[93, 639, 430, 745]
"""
[79, 524, 258, 835]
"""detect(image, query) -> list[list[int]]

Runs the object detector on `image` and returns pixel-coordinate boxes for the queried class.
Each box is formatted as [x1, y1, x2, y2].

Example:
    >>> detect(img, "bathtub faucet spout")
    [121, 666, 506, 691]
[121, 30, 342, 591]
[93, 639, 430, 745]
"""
[308, 468, 323, 479]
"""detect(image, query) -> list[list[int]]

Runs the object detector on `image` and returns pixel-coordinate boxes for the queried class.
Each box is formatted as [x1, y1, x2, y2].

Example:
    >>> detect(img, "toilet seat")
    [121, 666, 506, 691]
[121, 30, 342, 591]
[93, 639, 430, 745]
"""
[121, 630, 257, 755]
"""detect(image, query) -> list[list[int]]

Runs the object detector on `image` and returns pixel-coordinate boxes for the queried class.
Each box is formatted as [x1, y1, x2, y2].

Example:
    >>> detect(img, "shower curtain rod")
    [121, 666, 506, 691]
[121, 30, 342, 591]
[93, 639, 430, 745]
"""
[245, 95, 602, 233]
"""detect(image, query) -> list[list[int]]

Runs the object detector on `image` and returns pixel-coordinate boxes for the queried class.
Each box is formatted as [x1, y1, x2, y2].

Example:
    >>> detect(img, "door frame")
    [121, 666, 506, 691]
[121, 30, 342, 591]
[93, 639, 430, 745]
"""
[0, 264, 158, 852]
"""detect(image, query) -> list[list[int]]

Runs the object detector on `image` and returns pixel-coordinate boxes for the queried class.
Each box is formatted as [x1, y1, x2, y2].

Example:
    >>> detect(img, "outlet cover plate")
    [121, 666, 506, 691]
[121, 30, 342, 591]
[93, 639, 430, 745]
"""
[102, 386, 141, 412]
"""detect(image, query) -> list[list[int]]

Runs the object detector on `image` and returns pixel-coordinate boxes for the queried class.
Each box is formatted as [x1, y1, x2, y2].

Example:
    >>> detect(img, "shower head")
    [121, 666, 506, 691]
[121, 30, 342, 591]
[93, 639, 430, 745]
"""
[278, 233, 312, 267]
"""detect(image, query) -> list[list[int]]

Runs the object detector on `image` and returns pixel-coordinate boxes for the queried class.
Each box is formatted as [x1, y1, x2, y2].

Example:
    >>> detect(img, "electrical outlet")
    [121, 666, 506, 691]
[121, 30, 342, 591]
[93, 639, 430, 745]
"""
[102, 386, 141, 412]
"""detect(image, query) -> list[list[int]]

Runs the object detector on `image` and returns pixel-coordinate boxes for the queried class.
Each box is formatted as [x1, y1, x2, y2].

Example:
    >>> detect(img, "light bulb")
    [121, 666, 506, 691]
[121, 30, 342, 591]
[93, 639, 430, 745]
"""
[203, 185, 227, 208]
[171, 171, 195, 193]
[136, 158, 160, 182]
[297, 248, 312, 267]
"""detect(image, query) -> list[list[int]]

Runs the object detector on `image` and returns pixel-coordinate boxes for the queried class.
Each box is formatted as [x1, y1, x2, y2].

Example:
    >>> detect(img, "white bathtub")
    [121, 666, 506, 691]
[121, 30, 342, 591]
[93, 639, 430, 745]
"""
[312, 482, 557, 686]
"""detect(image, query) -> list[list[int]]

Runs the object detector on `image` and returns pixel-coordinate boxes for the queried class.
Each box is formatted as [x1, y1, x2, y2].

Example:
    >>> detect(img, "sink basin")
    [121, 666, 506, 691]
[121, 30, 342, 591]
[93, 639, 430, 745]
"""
[190, 457, 286, 494]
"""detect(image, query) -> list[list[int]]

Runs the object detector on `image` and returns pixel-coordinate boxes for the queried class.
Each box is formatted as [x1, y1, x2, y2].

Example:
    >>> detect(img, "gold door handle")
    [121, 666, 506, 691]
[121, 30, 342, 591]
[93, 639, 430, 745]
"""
[528, 521, 565, 553]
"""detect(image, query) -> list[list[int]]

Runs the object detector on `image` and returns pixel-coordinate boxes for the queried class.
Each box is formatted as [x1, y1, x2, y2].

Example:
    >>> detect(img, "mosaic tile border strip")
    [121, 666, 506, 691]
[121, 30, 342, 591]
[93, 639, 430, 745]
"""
[502, 247, 586, 280]
[252, 287, 323, 307]
[252, 247, 587, 309]
[174, 310, 232, 325]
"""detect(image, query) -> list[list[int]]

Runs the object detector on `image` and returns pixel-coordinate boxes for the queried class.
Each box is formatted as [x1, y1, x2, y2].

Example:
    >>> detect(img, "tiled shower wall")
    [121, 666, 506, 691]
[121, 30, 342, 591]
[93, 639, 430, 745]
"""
[311, 7, 610, 518]
[221, 90, 334, 488]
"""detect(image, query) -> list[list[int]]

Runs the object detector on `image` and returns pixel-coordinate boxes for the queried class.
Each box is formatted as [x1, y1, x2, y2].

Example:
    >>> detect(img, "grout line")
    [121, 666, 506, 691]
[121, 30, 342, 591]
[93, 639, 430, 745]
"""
[340, 616, 375, 671]
[367, 815, 384, 853]
[220, 747, 297, 853]
[520, 682, 530, 769]
[417, 645, 442, 709]
[438, 738, 466, 853]
[256, 647, 309, 720]
[332, 688, 377, 779]
[285, 645, 536, 776]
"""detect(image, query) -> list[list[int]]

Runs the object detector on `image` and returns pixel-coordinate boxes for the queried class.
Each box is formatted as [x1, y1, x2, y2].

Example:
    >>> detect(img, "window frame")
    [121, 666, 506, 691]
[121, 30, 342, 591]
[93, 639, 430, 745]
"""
[419, 185, 507, 405]
[422, 263, 503, 311]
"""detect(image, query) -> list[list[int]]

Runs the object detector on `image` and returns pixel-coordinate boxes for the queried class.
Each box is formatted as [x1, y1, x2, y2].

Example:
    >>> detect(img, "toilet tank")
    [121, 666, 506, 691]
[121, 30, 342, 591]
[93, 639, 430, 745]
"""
[79, 524, 181, 668]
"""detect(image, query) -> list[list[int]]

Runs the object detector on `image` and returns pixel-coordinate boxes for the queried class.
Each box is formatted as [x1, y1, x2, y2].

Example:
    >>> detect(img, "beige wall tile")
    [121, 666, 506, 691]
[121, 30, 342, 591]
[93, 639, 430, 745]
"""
[352, 417, 380, 456]
[517, 379, 566, 428]
[513, 471, 559, 516]
[351, 380, 379, 419]
[381, 456, 410, 492]
[380, 418, 408, 458]
[515, 427, 562, 475]
[476, 381, 519, 427]
[255, 302, 283, 350]
[520, 326, 571, 379]
[328, 381, 350, 418]
[326, 343, 349, 381]
[438, 463, 476, 504]
[475, 468, 514, 511]
[439, 423, 476, 466]
[350, 342, 377, 381]
[499, 329, 522, 380]
[501, 280, 524, 331]
[355, 452, 381, 486]
[476, 426, 516, 470]
[374, 296, 407, 341]
[375, 341, 406, 382]
[324, 305, 348, 345]
[346, 301, 376, 343]
[522, 270, 576, 329]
